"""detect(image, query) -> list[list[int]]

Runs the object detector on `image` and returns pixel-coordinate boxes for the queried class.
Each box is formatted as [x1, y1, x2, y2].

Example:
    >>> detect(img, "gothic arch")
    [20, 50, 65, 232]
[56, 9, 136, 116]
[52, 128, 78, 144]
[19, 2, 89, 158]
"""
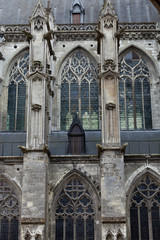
[118, 45, 157, 130]
[119, 44, 158, 81]
[3, 46, 29, 85]
[1, 47, 29, 130]
[125, 165, 160, 195]
[126, 167, 160, 240]
[53, 46, 99, 131]
[50, 169, 100, 240]
[56, 45, 99, 76]
[0, 173, 21, 240]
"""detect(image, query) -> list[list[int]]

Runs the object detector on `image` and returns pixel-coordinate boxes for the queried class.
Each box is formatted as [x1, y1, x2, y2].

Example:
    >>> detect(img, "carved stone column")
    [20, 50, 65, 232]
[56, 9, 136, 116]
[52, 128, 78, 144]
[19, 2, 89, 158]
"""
[98, 1, 126, 239]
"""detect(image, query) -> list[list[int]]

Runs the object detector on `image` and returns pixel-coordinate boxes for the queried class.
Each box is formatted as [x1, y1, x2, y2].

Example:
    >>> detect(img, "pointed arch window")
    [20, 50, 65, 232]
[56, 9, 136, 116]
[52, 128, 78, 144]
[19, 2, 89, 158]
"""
[129, 174, 160, 240]
[61, 48, 99, 131]
[7, 51, 29, 131]
[119, 50, 152, 130]
[0, 179, 20, 240]
[55, 177, 95, 240]
[68, 115, 85, 155]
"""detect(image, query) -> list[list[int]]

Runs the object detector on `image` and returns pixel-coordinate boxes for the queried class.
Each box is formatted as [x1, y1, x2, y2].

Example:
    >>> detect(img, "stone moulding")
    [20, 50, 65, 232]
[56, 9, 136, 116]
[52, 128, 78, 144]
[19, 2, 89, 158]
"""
[21, 218, 45, 224]
[102, 217, 126, 224]
[0, 22, 158, 42]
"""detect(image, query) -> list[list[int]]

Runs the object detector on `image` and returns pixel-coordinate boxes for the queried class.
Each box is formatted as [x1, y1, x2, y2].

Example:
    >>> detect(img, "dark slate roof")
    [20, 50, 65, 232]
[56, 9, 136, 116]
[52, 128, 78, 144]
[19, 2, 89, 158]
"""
[0, 0, 159, 25]
[0, 130, 160, 156]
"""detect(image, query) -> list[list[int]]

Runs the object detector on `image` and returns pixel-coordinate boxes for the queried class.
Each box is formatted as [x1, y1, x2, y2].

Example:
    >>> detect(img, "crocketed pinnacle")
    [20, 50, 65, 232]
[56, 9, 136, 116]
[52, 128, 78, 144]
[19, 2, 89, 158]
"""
[100, 0, 116, 18]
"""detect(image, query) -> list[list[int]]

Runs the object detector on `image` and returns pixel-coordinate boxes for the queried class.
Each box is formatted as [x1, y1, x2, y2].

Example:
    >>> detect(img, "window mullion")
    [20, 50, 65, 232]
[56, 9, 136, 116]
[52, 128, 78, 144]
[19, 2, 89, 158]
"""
[141, 79, 145, 129]
[89, 82, 91, 129]
[69, 82, 71, 127]
[124, 80, 127, 129]
[15, 83, 19, 131]
[63, 216, 66, 240]
[84, 216, 86, 240]
[132, 70, 136, 130]
[148, 204, 153, 240]
[78, 79, 81, 120]
[138, 206, 141, 240]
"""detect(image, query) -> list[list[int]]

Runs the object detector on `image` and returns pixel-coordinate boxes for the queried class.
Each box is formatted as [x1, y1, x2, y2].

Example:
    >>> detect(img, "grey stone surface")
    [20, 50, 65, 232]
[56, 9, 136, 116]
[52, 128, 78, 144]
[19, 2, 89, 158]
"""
[0, 0, 158, 25]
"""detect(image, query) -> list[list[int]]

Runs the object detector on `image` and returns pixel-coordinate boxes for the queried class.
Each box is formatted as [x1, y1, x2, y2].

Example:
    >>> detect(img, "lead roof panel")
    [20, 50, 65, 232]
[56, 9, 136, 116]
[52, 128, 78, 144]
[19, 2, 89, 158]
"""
[0, 0, 159, 25]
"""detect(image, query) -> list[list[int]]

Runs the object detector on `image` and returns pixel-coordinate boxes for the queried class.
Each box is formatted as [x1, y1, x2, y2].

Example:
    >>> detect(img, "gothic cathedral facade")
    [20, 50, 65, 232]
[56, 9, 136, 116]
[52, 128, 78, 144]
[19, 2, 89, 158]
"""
[0, 0, 160, 239]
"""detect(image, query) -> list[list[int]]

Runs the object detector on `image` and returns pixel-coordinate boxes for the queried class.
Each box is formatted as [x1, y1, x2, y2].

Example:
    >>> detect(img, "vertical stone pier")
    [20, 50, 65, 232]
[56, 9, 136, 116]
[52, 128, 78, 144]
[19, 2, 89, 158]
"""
[98, 1, 126, 239]
[20, 1, 55, 239]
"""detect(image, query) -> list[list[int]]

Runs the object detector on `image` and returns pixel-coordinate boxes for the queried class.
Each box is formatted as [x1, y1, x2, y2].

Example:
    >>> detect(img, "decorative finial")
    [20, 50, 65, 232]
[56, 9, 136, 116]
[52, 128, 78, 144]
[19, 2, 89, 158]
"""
[47, 0, 50, 9]
[100, 0, 116, 18]
[46, 0, 51, 13]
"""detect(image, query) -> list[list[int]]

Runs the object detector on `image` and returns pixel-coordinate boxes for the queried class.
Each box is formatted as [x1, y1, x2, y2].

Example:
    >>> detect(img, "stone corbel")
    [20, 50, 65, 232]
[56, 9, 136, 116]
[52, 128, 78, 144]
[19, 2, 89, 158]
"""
[96, 29, 104, 39]
[105, 102, 116, 111]
[114, 28, 124, 38]
[31, 61, 44, 72]
[22, 30, 33, 43]
[31, 104, 41, 111]
[43, 30, 54, 40]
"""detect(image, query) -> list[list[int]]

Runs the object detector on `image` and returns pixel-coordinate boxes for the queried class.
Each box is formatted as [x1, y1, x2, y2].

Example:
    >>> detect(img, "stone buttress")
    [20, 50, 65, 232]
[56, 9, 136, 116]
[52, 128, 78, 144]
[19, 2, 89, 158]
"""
[98, 1, 126, 239]
[20, 1, 56, 239]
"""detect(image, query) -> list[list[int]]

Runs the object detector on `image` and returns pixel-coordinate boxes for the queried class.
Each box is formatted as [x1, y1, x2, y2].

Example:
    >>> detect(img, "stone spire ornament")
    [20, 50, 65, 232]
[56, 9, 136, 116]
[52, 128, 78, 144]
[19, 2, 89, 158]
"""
[100, 0, 116, 19]
[30, 0, 46, 21]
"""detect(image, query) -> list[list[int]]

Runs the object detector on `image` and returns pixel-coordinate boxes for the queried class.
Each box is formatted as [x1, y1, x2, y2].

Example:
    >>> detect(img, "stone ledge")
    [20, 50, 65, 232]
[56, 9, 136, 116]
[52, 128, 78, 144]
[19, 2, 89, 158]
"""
[102, 217, 126, 224]
[21, 218, 45, 224]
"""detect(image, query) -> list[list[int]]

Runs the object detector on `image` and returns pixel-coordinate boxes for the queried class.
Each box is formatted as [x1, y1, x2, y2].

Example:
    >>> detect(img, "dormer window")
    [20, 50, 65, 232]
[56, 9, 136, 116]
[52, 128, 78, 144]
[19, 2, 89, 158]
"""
[70, 0, 85, 24]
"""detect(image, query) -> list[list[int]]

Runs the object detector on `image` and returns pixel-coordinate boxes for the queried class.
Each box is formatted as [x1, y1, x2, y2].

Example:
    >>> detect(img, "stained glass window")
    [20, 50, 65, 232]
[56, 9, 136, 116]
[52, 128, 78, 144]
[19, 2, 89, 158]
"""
[130, 175, 160, 240]
[61, 48, 98, 130]
[7, 51, 29, 131]
[55, 178, 95, 240]
[119, 51, 152, 130]
[0, 179, 20, 240]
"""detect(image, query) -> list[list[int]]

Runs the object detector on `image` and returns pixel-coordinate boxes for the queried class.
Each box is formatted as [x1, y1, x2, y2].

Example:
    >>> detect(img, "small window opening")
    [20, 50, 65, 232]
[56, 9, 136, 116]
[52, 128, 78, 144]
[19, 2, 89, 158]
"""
[68, 114, 85, 155]
[70, 0, 85, 24]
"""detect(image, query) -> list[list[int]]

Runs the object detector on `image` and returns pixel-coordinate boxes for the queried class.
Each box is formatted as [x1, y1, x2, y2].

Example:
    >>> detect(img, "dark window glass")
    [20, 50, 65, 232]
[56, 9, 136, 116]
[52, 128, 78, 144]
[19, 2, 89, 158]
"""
[55, 178, 95, 240]
[120, 51, 152, 130]
[0, 179, 19, 240]
[130, 175, 160, 240]
[61, 48, 98, 130]
[0, 218, 9, 240]
[130, 204, 139, 239]
[7, 52, 29, 131]
[10, 218, 19, 240]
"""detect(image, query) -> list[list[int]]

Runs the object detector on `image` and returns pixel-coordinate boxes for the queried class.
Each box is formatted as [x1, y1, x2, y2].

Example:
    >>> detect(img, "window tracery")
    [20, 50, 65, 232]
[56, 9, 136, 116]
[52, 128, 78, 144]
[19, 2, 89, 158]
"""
[55, 178, 95, 240]
[61, 48, 98, 130]
[0, 179, 20, 240]
[129, 174, 160, 240]
[7, 51, 29, 131]
[119, 50, 152, 130]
